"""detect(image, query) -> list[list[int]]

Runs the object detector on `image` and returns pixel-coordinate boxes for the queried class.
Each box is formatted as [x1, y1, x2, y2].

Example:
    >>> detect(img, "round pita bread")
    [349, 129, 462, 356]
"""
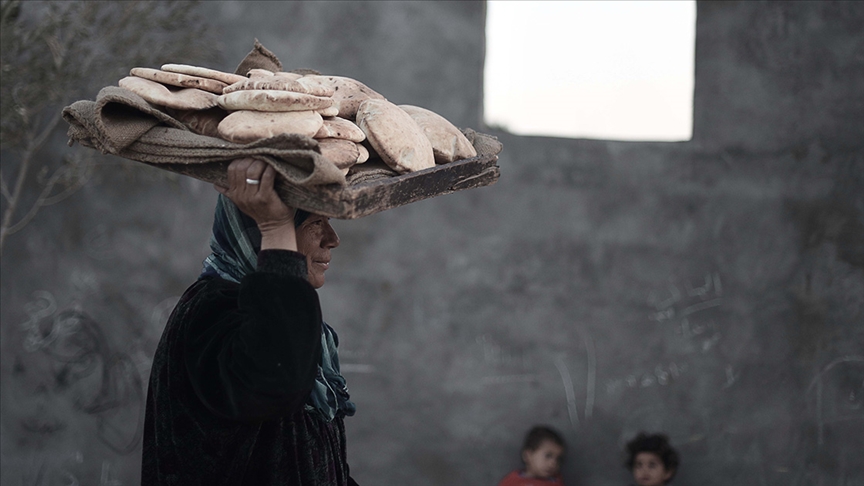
[217, 110, 323, 143]
[294, 76, 337, 97]
[356, 143, 370, 164]
[130, 67, 227, 94]
[314, 117, 366, 142]
[217, 90, 335, 112]
[161, 64, 247, 85]
[355, 99, 434, 174]
[248, 69, 275, 79]
[273, 72, 303, 81]
[317, 138, 362, 169]
[222, 76, 334, 97]
[223, 77, 306, 95]
[317, 106, 340, 117]
[399, 105, 477, 163]
[118, 76, 218, 110]
[302, 75, 385, 119]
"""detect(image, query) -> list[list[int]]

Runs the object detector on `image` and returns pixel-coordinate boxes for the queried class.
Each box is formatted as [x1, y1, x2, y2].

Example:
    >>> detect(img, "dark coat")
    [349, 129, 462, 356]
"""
[142, 250, 357, 485]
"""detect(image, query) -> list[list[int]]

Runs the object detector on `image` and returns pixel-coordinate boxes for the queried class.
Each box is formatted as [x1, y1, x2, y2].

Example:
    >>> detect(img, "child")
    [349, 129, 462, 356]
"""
[624, 432, 680, 486]
[497, 425, 566, 486]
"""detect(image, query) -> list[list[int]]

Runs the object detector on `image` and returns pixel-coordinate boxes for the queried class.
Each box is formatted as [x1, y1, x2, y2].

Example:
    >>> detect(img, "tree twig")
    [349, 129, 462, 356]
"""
[41, 152, 95, 206]
[0, 114, 62, 255]
[0, 172, 11, 203]
[4, 150, 95, 237]
[0, 145, 34, 255]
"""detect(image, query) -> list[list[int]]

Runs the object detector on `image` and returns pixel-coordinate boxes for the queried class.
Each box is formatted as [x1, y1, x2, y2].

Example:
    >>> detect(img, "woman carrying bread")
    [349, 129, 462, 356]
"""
[142, 158, 359, 486]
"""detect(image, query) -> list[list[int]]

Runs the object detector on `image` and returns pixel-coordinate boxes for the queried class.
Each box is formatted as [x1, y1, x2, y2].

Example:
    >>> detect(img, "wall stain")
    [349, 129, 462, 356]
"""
[785, 198, 864, 269]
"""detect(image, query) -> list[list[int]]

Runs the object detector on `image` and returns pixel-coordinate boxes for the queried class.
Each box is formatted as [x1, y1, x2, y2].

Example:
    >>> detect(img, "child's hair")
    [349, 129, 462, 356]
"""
[522, 425, 566, 452]
[624, 432, 679, 479]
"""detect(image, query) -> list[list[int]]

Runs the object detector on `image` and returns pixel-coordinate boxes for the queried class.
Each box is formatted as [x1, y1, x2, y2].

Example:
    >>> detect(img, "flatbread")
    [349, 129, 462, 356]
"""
[302, 75, 385, 119]
[399, 105, 477, 163]
[129, 67, 227, 94]
[317, 138, 362, 169]
[217, 90, 335, 112]
[317, 106, 340, 117]
[356, 143, 370, 164]
[355, 99, 434, 174]
[223, 77, 306, 94]
[161, 64, 247, 85]
[314, 117, 366, 142]
[217, 110, 323, 143]
[294, 76, 337, 97]
[274, 72, 303, 81]
[118, 76, 218, 110]
[223, 75, 334, 97]
[248, 69, 275, 79]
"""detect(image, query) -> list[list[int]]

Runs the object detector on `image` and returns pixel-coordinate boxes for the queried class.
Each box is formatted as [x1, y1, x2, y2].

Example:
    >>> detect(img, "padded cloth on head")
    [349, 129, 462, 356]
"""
[294, 208, 311, 227]
[234, 39, 283, 76]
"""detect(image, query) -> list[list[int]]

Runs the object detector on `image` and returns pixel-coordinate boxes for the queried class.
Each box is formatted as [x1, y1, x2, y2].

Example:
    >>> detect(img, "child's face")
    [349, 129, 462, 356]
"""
[632, 452, 673, 486]
[522, 440, 564, 479]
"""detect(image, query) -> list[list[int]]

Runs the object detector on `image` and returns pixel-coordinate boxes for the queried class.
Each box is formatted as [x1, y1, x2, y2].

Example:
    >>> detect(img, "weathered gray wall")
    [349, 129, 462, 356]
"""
[1, 1, 863, 485]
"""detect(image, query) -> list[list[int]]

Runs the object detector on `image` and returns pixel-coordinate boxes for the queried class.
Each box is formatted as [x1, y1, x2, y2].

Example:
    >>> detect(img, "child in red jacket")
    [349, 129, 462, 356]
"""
[497, 425, 566, 486]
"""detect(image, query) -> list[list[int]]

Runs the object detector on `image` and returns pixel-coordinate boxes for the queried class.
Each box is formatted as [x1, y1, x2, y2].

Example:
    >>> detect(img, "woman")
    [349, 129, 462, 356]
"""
[142, 158, 358, 485]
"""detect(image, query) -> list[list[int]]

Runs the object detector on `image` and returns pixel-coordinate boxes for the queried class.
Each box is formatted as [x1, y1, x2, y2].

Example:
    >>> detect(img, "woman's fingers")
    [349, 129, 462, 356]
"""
[218, 158, 294, 227]
[259, 165, 276, 193]
[222, 158, 269, 199]
[257, 166, 294, 217]
[227, 158, 253, 192]
[242, 161, 268, 205]
[244, 160, 267, 189]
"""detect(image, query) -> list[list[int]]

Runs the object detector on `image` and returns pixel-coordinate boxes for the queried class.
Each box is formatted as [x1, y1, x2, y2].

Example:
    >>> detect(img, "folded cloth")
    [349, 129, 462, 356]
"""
[234, 38, 282, 76]
[62, 86, 346, 187]
[460, 127, 503, 158]
[345, 160, 399, 186]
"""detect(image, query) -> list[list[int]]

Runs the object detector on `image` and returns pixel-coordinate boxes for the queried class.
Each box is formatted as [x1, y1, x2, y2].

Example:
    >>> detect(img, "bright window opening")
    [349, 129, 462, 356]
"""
[484, 1, 696, 141]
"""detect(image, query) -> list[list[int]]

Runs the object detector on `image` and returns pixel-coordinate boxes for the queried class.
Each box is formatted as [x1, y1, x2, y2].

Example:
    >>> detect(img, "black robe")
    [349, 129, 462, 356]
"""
[142, 250, 357, 485]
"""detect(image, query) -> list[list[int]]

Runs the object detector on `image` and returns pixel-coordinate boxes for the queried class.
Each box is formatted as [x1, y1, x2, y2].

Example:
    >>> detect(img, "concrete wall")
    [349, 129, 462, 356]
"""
[1, 2, 862, 485]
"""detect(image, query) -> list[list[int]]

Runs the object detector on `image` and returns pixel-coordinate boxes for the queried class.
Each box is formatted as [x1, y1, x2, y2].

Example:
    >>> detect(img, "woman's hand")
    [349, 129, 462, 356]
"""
[214, 158, 298, 251]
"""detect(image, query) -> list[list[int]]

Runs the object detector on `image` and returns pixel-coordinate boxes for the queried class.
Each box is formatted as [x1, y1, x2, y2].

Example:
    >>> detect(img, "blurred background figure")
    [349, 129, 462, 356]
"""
[624, 432, 679, 486]
[497, 425, 566, 486]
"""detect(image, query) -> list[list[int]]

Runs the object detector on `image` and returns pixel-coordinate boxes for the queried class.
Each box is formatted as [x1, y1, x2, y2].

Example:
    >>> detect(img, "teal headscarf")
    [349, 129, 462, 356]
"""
[200, 194, 356, 421]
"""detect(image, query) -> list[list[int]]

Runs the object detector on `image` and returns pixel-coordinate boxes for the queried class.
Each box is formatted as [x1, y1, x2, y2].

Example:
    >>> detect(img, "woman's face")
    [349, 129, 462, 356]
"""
[295, 214, 339, 288]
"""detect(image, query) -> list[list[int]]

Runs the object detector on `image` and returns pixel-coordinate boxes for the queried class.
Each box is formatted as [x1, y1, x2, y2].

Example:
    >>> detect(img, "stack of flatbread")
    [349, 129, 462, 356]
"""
[117, 63, 477, 177]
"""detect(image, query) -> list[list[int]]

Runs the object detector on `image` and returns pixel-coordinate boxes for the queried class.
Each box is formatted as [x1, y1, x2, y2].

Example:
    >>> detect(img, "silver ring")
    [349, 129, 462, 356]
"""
[245, 178, 260, 185]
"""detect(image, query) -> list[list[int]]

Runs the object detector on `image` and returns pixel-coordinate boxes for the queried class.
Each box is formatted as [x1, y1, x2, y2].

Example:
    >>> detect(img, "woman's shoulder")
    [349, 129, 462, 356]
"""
[177, 276, 241, 310]
[162, 277, 239, 334]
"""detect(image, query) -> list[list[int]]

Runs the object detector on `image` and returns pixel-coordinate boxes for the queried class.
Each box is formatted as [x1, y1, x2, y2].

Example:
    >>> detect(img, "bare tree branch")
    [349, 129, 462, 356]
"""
[4, 153, 94, 236]
[0, 0, 219, 256]
[0, 112, 62, 252]
[29, 110, 61, 154]
[40, 153, 95, 207]
[0, 173, 11, 203]
[5, 166, 64, 236]
[0, 143, 36, 252]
